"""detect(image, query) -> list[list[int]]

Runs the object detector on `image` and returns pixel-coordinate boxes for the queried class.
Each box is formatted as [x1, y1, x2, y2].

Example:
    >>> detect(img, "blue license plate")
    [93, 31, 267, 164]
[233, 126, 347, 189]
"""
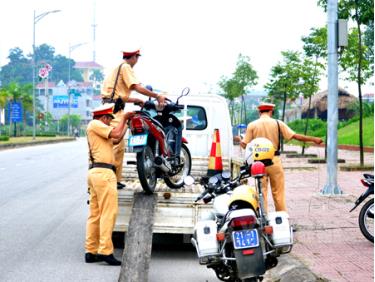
[128, 134, 148, 147]
[232, 229, 259, 249]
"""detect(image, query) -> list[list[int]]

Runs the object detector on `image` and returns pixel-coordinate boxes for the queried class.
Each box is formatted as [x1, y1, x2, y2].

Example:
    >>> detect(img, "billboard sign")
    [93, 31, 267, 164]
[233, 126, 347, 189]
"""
[53, 95, 78, 108]
[7, 102, 23, 123]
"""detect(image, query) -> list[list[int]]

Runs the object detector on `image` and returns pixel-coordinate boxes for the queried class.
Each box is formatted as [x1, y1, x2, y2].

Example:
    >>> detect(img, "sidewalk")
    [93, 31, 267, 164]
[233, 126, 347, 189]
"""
[264, 145, 374, 282]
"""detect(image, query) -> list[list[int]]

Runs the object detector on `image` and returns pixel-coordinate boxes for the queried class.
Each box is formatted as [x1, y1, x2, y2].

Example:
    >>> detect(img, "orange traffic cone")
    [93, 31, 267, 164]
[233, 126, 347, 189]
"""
[207, 128, 223, 176]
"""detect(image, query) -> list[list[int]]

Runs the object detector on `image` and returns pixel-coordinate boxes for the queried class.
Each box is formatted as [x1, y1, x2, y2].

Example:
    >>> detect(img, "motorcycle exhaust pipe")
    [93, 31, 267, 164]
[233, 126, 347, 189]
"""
[154, 156, 171, 173]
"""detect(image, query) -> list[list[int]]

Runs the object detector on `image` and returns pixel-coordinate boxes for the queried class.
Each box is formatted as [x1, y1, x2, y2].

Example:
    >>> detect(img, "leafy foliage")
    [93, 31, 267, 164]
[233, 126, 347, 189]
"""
[264, 51, 303, 121]
[0, 44, 83, 86]
[340, 28, 373, 83]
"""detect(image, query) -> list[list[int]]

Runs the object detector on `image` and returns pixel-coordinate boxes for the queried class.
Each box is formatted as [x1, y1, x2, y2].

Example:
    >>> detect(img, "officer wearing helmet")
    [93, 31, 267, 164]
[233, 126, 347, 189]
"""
[239, 103, 323, 212]
[85, 104, 134, 265]
[101, 48, 167, 189]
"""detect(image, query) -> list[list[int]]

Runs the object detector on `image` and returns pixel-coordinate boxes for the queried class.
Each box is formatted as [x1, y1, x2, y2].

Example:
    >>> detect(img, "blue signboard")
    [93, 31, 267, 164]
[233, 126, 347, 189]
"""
[7, 102, 23, 123]
[53, 95, 78, 109]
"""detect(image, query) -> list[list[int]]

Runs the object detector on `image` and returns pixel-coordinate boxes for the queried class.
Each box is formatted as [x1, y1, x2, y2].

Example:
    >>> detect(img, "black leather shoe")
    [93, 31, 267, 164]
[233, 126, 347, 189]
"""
[85, 253, 100, 263]
[97, 254, 122, 266]
[117, 182, 126, 190]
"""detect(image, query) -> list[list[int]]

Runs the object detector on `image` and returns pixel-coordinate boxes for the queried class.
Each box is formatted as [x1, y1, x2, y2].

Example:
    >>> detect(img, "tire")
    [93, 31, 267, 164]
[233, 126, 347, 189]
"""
[136, 145, 157, 194]
[164, 143, 192, 189]
[359, 198, 374, 243]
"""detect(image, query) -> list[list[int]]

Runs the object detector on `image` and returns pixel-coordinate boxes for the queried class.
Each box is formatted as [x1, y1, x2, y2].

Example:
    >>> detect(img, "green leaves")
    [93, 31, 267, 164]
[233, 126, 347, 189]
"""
[218, 54, 258, 101]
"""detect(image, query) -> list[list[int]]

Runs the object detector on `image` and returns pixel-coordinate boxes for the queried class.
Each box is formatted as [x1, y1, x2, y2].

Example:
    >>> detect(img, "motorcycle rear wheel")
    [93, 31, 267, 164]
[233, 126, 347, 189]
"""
[164, 143, 191, 189]
[136, 145, 157, 194]
[359, 198, 374, 243]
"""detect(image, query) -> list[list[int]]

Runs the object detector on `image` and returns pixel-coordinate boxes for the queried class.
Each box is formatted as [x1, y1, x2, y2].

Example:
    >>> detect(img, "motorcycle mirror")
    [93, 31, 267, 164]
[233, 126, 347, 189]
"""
[183, 175, 195, 186]
[176, 87, 190, 104]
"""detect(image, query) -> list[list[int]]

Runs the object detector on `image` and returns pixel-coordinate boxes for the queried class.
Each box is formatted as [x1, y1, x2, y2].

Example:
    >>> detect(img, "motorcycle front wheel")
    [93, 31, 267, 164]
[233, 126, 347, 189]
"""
[359, 198, 374, 243]
[136, 145, 157, 194]
[164, 143, 192, 189]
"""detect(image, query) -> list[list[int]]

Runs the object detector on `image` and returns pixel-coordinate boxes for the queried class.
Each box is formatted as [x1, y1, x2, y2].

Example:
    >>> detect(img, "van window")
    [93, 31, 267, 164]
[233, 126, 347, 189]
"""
[146, 105, 207, 130]
[180, 106, 207, 130]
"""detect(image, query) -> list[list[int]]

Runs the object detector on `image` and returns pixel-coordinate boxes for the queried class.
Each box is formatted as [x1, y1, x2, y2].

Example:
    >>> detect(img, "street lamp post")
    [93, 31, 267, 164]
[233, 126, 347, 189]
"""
[67, 42, 86, 136]
[32, 9, 61, 140]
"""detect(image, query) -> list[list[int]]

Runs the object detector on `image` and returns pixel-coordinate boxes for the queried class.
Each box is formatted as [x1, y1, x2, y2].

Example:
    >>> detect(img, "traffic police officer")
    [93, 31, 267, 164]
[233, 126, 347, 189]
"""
[85, 103, 134, 265]
[101, 49, 167, 189]
[240, 102, 323, 212]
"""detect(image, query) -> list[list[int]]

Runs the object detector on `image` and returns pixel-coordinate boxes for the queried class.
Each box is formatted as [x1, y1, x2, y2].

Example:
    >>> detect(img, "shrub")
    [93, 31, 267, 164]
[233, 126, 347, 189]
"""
[0, 135, 9, 141]
[287, 118, 326, 137]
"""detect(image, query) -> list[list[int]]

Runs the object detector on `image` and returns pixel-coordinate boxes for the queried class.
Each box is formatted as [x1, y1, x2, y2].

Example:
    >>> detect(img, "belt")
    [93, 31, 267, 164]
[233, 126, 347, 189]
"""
[89, 162, 116, 173]
[274, 151, 280, 156]
[102, 98, 114, 104]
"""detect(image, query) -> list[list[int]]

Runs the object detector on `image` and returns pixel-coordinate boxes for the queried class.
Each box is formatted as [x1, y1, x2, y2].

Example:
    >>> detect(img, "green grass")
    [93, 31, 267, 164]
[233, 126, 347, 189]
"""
[0, 136, 70, 144]
[338, 116, 374, 147]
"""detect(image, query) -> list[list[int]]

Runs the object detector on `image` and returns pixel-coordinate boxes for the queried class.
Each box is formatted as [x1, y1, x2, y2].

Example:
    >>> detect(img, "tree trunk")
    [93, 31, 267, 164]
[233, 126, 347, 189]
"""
[242, 95, 247, 124]
[355, 1, 364, 166]
[240, 96, 243, 125]
[280, 92, 287, 151]
[230, 100, 234, 126]
[301, 96, 312, 155]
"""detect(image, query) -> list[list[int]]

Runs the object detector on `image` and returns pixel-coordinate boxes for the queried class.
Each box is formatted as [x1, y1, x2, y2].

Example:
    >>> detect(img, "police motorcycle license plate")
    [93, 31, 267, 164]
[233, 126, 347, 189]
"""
[232, 229, 259, 249]
[128, 134, 148, 147]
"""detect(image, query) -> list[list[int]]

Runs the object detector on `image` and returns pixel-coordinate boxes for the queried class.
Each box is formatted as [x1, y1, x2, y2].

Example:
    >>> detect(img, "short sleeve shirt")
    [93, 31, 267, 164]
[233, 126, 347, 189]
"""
[101, 62, 140, 101]
[87, 119, 115, 165]
[242, 114, 296, 150]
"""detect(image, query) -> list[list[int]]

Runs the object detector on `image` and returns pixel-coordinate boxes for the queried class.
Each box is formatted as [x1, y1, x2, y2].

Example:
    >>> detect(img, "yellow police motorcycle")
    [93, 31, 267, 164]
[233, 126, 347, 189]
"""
[190, 138, 293, 282]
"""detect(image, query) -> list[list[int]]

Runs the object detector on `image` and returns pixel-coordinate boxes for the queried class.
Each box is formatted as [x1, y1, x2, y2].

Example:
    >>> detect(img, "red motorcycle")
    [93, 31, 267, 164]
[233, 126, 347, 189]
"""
[128, 88, 192, 194]
[350, 174, 374, 242]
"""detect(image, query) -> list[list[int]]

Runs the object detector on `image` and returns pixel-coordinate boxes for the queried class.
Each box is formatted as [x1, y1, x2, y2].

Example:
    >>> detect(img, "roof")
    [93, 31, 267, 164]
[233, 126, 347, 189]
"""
[301, 88, 358, 113]
[74, 61, 103, 69]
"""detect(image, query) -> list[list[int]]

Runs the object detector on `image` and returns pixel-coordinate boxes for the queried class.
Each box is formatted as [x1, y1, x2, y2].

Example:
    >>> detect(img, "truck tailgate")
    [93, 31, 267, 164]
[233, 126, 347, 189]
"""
[114, 181, 213, 234]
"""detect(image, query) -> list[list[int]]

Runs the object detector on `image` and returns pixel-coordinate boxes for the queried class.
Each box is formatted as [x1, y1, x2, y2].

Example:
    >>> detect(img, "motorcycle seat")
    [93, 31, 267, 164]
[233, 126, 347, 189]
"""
[149, 117, 164, 130]
[364, 174, 374, 180]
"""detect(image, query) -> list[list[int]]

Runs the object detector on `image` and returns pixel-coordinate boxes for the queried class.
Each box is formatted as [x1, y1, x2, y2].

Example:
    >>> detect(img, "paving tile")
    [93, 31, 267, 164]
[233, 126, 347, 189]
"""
[240, 144, 375, 282]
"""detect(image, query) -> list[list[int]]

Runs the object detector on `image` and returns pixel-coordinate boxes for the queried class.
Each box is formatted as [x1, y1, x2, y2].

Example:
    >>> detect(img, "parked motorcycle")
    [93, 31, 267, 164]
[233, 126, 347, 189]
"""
[189, 138, 293, 282]
[350, 173, 374, 243]
[128, 87, 192, 194]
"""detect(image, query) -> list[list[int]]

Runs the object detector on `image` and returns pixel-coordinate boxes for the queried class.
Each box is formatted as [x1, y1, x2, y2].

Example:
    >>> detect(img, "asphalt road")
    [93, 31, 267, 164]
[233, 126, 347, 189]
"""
[0, 139, 217, 282]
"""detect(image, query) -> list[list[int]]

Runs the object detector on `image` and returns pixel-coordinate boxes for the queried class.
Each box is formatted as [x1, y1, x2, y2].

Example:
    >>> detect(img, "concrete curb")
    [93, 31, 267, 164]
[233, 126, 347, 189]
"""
[0, 137, 76, 151]
[266, 254, 329, 282]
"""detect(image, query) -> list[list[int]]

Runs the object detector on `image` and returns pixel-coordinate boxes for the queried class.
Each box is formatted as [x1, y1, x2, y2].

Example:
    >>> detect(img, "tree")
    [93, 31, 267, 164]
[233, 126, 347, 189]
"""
[90, 69, 104, 82]
[218, 76, 242, 125]
[59, 114, 81, 134]
[218, 54, 258, 126]
[0, 48, 32, 85]
[0, 44, 83, 87]
[318, 0, 374, 166]
[34, 44, 83, 83]
[264, 51, 302, 122]
[0, 82, 33, 136]
[233, 54, 258, 124]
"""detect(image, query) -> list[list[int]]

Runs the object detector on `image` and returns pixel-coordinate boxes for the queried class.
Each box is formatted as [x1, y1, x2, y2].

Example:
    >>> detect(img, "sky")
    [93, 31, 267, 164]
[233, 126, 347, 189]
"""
[0, 0, 371, 95]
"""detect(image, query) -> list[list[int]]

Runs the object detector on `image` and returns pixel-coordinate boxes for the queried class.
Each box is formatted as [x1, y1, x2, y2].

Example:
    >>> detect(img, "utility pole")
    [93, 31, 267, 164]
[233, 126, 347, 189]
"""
[322, 0, 342, 195]
[32, 9, 61, 140]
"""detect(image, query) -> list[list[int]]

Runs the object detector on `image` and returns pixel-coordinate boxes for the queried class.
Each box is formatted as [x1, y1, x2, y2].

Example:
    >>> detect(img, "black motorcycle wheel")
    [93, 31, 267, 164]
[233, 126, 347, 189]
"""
[359, 198, 374, 243]
[164, 143, 192, 189]
[136, 145, 157, 194]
